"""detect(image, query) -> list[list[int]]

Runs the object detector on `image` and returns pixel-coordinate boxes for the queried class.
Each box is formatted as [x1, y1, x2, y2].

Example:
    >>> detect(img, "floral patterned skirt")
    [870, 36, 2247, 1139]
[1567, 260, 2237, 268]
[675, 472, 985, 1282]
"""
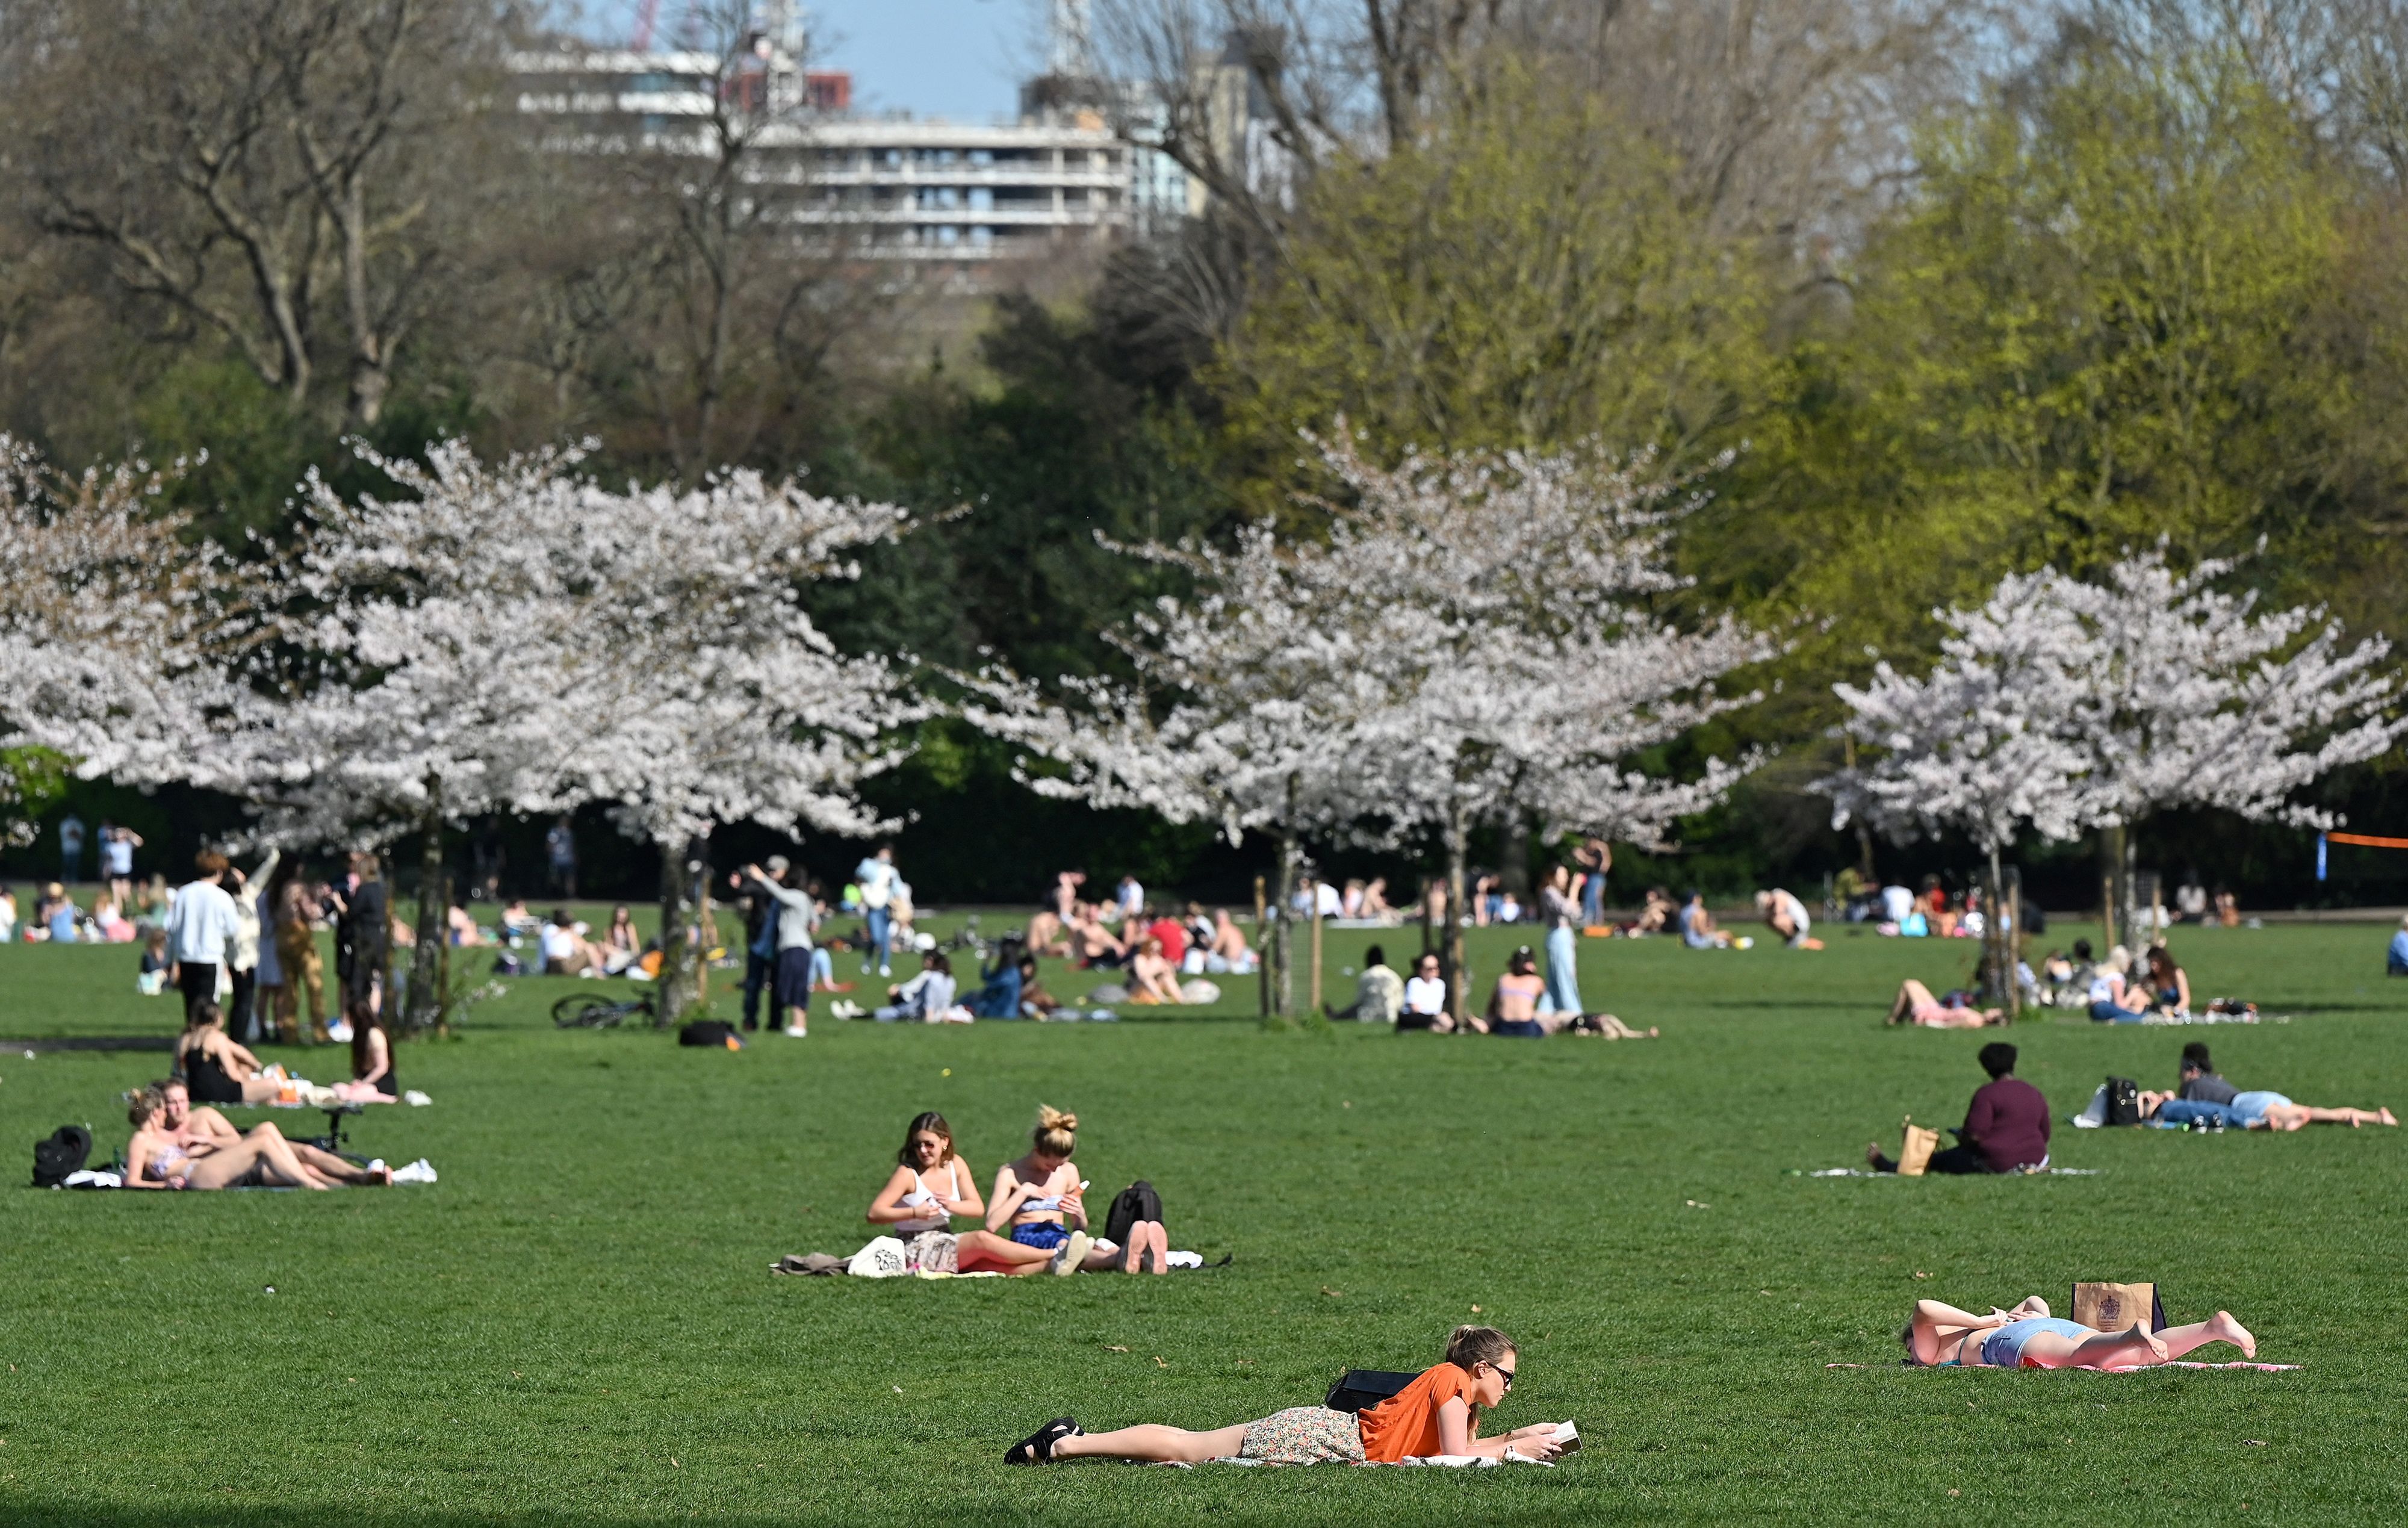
[1238, 1406, 1366, 1465]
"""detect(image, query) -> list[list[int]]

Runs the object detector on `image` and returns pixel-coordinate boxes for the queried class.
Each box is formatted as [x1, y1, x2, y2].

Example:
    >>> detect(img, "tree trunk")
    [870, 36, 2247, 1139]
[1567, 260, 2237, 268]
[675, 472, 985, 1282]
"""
[1444, 807, 1471, 1030]
[1309, 897, 1324, 1017]
[434, 869, 454, 1040]
[656, 832, 709, 1026]
[2124, 828, 2144, 951]
[2005, 865, 2023, 1026]
[1500, 813, 1531, 901]
[2099, 824, 2124, 951]
[1253, 874, 1269, 1018]
[1268, 829, 1299, 1026]
[1982, 841, 2011, 1014]
[402, 771, 444, 1034]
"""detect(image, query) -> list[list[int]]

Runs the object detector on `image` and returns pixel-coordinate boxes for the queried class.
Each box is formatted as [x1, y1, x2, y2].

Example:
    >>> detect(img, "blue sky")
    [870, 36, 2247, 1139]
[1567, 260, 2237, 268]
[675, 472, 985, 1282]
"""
[584, 1, 1036, 121]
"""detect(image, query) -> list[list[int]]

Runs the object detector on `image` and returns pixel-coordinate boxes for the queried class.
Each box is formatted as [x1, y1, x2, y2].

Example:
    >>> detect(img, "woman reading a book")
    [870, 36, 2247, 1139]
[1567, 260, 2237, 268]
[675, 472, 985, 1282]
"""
[1004, 1325, 1566, 1465]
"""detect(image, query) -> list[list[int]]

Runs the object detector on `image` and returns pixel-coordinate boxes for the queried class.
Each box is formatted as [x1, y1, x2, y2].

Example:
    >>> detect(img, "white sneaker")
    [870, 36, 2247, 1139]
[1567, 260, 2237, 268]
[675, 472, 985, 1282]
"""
[879, 964, 892, 978]
[1050, 1231, 1093, 1276]
[391, 1159, 438, 1185]
[860, 961, 872, 974]
[783, 1025, 808, 1037]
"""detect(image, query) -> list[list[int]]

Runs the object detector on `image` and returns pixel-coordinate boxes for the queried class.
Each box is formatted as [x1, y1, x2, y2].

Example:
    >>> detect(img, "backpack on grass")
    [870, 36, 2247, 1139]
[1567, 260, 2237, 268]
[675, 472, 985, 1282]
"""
[1103, 1180, 1164, 1247]
[678, 1020, 743, 1049]
[2105, 1076, 2142, 1126]
[33, 1125, 92, 1187]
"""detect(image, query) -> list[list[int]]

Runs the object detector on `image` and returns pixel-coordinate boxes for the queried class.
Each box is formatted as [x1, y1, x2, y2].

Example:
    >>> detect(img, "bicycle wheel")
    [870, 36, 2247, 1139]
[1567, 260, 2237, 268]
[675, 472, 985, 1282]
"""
[551, 994, 613, 1028]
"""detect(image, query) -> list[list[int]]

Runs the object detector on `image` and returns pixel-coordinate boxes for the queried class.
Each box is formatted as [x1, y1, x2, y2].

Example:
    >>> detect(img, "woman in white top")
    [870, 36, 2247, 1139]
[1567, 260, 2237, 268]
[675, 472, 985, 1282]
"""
[1401, 952, 1449, 1031]
[867, 1111, 1064, 1276]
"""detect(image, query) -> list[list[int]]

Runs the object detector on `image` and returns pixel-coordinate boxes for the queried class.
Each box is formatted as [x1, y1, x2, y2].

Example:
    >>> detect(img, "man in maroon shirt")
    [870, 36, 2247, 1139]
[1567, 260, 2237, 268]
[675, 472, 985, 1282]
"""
[1870, 1043, 2052, 1174]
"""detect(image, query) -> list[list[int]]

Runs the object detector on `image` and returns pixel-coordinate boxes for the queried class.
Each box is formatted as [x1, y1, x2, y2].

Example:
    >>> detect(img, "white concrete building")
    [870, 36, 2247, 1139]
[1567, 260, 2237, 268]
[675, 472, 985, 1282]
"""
[510, 48, 1190, 262]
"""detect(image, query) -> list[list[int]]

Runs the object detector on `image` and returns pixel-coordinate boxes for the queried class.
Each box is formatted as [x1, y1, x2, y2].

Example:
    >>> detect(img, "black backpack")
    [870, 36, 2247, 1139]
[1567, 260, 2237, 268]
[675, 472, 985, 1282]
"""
[34, 1125, 92, 1187]
[1103, 1179, 1164, 1247]
[678, 1020, 743, 1049]
[1324, 1370, 1419, 1414]
[2105, 1076, 2143, 1127]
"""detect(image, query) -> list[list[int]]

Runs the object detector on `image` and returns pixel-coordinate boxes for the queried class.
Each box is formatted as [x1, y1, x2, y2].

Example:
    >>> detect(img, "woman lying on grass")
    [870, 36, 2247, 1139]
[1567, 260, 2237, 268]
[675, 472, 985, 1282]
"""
[1007, 1325, 1566, 1466]
[124, 1082, 391, 1190]
[1884, 978, 2003, 1028]
[2144, 1092, 2397, 1131]
[1902, 1296, 2255, 1369]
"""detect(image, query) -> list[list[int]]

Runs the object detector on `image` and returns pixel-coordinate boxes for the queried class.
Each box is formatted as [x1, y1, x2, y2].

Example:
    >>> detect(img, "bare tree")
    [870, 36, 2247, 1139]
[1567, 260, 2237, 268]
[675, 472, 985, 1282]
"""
[0, 0, 516, 426]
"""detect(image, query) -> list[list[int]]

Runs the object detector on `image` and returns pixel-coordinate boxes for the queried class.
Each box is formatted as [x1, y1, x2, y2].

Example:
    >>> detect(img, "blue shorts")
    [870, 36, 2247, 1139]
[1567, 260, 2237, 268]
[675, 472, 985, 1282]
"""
[1011, 1222, 1070, 1250]
[1491, 1019, 1547, 1037]
[1981, 1317, 2094, 1367]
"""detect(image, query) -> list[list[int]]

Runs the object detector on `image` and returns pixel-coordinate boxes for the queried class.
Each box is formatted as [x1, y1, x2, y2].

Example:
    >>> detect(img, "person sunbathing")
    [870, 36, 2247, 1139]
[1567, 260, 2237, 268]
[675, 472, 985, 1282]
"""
[1007, 1323, 1565, 1466]
[2146, 1084, 2396, 1131]
[175, 1001, 282, 1105]
[2087, 945, 2152, 1022]
[1678, 890, 1732, 949]
[147, 1078, 387, 1187]
[1125, 937, 1186, 1004]
[1023, 907, 1072, 960]
[962, 1106, 1118, 1276]
[864, 1110, 1016, 1272]
[1884, 977, 2004, 1028]
[124, 1084, 388, 1190]
[1479, 948, 1655, 1039]
[1630, 886, 1676, 935]
[1901, 1294, 2256, 1369]
[328, 1017, 399, 1102]
[2143, 945, 2191, 1016]
[1069, 904, 1127, 968]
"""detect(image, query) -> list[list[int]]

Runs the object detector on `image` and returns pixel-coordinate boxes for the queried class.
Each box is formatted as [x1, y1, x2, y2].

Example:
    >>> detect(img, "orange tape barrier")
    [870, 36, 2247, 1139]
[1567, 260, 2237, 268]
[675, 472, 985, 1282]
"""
[2326, 832, 2408, 851]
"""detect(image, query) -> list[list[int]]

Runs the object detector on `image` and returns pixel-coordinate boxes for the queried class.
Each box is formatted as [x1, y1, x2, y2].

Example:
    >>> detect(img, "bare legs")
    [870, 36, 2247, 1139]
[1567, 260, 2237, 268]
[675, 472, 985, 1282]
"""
[1119, 1220, 1169, 1274]
[289, 1138, 392, 1185]
[182, 1126, 329, 1190]
[2017, 1312, 2257, 1368]
[1887, 978, 2001, 1028]
[1052, 1422, 1250, 1464]
[2261, 1104, 2398, 1131]
[958, 1229, 1060, 1276]
[1887, 980, 1935, 1025]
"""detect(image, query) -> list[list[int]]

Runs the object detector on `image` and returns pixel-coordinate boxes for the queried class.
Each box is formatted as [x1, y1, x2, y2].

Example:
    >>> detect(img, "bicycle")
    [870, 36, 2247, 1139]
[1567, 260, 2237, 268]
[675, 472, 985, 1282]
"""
[551, 992, 656, 1029]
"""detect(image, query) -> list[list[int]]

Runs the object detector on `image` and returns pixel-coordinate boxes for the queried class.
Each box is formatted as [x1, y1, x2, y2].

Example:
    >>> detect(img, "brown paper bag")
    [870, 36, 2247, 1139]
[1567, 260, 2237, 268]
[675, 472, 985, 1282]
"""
[2072, 1281, 2165, 1332]
[1896, 1116, 1940, 1176]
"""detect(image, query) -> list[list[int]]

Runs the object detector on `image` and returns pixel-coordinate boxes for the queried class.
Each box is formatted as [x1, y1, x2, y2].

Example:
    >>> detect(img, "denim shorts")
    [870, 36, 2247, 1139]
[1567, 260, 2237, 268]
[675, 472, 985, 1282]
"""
[1010, 1222, 1070, 1250]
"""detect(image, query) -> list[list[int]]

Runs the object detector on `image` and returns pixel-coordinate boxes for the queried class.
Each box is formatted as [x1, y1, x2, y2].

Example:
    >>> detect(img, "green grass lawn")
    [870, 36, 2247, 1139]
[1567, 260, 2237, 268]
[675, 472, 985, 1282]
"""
[2, 915, 2404, 1524]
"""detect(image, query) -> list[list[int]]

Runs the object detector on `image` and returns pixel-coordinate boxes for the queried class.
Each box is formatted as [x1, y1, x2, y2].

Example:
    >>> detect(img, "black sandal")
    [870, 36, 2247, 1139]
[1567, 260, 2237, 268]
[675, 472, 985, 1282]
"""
[1004, 1417, 1081, 1465]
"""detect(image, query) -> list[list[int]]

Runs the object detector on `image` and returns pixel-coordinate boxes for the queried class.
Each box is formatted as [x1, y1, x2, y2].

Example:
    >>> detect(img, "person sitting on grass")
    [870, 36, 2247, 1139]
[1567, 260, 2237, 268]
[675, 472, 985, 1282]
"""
[1755, 888, 1824, 949]
[329, 1014, 399, 1102]
[1205, 908, 1258, 974]
[1069, 903, 1128, 969]
[138, 927, 172, 995]
[1678, 890, 1732, 949]
[866, 1110, 1004, 1272]
[875, 952, 960, 1022]
[1327, 945, 1404, 1023]
[539, 909, 609, 977]
[1399, 953, 1448, 1031]
[1630, 886, 1677, 936]
[124, 1083, 390, 1190]
[2144, 945, 2191, 1016]
[2087, 944, 2151, 1022]
[961, 1106, 1118, 1276]
[1023, 906, 1072, 960]
[1867, 1042, 2049, 1174]
[1007, 1323, 1565, 1467]
[174, 1001, 283, 1105]
[2388, 914, 2408, 976]
[1475, 946, 1656, 1039]
[1125, 936, 1187, 1005]
[1902, 1294, 2256, 1369]
[1884, 977, 2004, 1029]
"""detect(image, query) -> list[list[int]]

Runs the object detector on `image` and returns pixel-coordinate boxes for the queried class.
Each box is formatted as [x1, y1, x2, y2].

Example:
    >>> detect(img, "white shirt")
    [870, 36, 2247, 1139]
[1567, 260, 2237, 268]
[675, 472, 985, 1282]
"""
[1403, 975, 1447, 1015]
[1771, 889, 1810, 936]
[856, 857, 898, 910]
[102, 834, 134, 877]
[1116, 878, 1144, 916]
[163, 878, 239, 964]
[1880, 885, 1915, 923]
[541, 923, 576, 963]
[1315, 881, 1343, 917]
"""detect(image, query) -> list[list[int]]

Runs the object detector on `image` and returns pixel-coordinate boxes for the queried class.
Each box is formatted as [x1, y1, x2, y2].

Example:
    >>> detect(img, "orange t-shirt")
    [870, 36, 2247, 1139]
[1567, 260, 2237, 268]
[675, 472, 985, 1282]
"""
[1355, 1363, 1471, 1462]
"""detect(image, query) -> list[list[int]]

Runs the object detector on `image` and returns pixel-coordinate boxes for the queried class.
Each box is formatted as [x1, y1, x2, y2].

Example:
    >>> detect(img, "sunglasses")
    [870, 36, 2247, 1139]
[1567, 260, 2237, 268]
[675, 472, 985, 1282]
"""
[1484, 1362, 1514, 1390]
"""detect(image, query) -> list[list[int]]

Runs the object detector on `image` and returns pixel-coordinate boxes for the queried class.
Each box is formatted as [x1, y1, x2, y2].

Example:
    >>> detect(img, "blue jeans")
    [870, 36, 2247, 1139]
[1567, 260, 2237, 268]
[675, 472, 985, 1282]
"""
[2090, 1001, 2144, 1023]
[1581, 875, 1604, 927]
[808, 947, 833, 989]
[2153, 1099, 2237, 1128]
[866, 907, 892, 966]
[1541, 925, 1583, 1014]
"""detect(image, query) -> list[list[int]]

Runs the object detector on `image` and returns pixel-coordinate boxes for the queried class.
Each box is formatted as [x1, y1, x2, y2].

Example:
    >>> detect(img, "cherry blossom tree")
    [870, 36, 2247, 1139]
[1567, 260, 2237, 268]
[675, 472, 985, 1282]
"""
[1821, 584, 2098, 1010]
[235, 442, 919, 1028]
[1825, 545, 2406, 992]
[0, 437, 254, 847]
[1318, 435, 1774, 1024]
[2045, 547, 2407, 947]
[966, 430, 1775, 1025]
[959, 518, 1392, 1021]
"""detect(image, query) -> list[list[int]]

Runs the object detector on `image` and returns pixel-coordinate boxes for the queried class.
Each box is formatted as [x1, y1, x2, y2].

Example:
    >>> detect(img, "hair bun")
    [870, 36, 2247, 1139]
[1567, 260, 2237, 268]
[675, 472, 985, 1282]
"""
[1036, 1104, 1078, 1133]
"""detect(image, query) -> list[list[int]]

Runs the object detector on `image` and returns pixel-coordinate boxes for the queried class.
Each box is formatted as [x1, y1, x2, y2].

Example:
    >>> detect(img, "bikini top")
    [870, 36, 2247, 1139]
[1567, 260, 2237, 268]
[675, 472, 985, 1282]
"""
[892, 1163, 962, 1232]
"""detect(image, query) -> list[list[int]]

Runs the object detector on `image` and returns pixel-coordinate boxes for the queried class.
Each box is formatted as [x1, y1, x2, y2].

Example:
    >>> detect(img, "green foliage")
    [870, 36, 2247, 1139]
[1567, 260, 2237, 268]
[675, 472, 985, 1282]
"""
[1, 745, 69, 838]
[1218, 68, 1771, 494]
[4, 921, 2406, 1521]
[1701, 43, 2391, 706]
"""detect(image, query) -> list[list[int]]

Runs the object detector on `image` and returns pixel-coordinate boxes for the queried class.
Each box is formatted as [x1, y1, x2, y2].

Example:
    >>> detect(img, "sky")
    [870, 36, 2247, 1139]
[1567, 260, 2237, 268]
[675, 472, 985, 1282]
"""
[585, 1, 1037, 122]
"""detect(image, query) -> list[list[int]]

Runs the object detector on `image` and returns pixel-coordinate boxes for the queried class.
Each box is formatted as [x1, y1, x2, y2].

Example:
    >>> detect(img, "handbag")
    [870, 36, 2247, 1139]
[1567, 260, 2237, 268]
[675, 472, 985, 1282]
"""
[1896, 1116, 1940, 1176]
[2071, 1281, 2165, 1333]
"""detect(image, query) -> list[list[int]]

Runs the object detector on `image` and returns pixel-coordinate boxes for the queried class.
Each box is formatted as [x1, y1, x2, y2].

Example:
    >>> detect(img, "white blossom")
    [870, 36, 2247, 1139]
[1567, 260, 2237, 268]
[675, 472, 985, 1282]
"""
[0, 438, 253, 843]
